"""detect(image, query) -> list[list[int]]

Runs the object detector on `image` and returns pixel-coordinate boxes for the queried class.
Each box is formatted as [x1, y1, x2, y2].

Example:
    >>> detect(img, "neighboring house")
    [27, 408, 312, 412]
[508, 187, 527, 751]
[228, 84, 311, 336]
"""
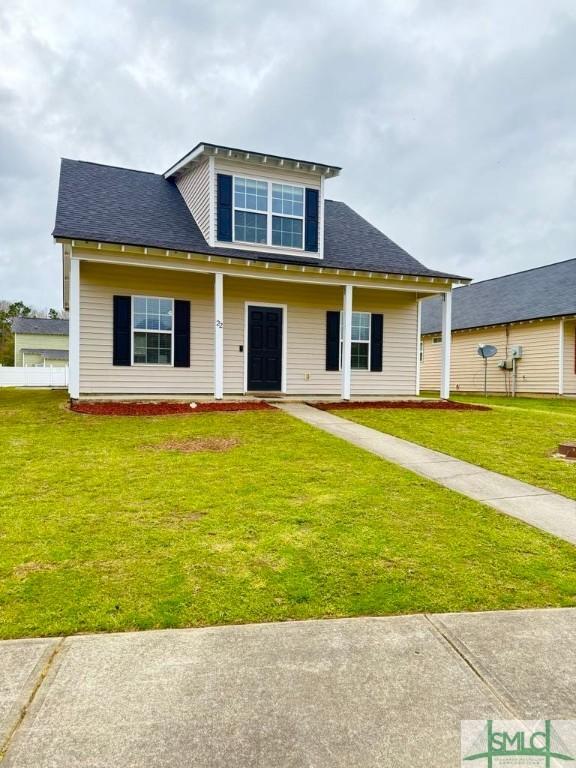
[53, 141, 467, 401]
[420, 258, 576, 395]
[12, 317, 69, 368]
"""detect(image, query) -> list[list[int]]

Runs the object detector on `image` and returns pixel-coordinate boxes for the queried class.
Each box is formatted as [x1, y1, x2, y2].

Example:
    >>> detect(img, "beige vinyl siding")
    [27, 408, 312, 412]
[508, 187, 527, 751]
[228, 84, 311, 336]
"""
[421, 327, 508, 393]
[506, 320, 561, 393]
[421, 319, 562, 394]
[420, 336, 441, 391]
[564, 320, 576, 395]
[214, 158, 322, 189]
[175, 159, 211, 242]
[14, 333, 69, 367]
[79, 261, 214, 395]
[79, 260, 420, 397]
[212, 158, 322, 258]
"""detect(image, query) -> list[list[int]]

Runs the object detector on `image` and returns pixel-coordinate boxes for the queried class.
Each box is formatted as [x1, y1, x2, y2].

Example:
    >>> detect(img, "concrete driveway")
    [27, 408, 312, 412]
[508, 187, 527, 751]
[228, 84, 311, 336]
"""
[1, 609, 575, 767]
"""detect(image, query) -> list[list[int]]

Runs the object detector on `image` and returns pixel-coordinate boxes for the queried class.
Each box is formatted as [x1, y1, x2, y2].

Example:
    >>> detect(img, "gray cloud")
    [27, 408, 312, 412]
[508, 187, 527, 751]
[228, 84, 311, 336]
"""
[1, 0, 575, 306]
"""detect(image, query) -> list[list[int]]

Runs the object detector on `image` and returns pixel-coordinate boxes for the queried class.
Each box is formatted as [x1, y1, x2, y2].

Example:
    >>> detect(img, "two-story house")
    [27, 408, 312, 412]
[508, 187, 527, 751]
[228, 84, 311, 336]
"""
[53, 142, 467, 400]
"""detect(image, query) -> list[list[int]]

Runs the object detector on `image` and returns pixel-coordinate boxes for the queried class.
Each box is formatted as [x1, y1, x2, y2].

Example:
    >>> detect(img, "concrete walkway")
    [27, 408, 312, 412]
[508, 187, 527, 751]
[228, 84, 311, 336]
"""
[1, 609, 575, 767]
[278, 403, 576, 546]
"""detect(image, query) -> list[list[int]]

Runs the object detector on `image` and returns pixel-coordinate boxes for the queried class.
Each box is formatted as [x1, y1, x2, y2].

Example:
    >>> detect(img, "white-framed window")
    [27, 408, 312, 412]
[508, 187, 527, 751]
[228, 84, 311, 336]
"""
[132, 296, 174, 365]
[432, 336, 442, 345]
[233, 175, 305, 249]
[341, 311, 371, 370]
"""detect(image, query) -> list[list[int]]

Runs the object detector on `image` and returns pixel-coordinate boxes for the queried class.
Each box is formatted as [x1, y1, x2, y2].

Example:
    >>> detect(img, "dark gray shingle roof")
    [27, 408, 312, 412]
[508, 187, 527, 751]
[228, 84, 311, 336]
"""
[421, 258, 576, 334]
[12, 317, 69, 335]
[53, 159, 466, 280]
[21, 348, 69, 359]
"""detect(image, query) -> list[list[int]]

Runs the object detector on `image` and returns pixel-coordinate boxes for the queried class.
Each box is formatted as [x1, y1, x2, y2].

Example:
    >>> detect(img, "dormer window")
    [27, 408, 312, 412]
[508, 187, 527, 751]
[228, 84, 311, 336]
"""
[166, 142, 339, 257]
[233, 177, 267, 244]
[272, 184, 304, 248]
[215, 167, 321, 254]
[233, 176, 304, 249]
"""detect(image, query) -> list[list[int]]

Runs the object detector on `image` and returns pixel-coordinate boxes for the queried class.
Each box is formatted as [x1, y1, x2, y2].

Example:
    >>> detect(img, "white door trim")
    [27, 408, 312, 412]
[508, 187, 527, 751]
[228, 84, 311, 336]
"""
[243, 301, 288, 394]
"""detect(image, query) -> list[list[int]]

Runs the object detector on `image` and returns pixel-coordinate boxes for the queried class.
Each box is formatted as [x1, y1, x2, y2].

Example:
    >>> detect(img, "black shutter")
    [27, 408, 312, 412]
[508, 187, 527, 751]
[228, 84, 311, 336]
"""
[217, 174, 233, 242]
[305, 188, 319, 252]
[113, 296, 131, 366]
[370, 314, 383, 372]
[326, 311, 340, 371]
[173, 300, 191, 368]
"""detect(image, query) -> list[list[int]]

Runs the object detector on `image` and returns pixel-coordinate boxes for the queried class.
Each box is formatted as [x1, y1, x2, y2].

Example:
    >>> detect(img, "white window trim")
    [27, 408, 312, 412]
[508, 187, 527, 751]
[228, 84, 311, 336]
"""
[232, 174, 306, 251]
[131, 295, 175, 367]
[243, 301, 288, 394]
[270, 183, 305, 249]
[339, 311, 371, 371]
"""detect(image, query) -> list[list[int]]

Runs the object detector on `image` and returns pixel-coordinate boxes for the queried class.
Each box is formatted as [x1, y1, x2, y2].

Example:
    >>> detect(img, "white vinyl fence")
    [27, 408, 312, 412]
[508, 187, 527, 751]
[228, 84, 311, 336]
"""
[0, 366, 69, 388]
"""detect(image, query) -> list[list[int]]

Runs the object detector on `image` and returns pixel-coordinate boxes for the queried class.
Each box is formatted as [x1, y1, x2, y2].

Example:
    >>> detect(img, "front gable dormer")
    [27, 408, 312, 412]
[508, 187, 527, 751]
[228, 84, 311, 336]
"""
[164, 142, 340, 259]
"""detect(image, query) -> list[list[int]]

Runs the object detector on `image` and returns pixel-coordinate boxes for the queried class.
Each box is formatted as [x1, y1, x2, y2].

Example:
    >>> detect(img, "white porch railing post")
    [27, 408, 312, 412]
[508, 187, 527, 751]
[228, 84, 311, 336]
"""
[342, 284, 353, 400]
[559, 318, 565, 396]
[440, 291, 452, 400]
[214, 272, 224, 400]
[68, 258, 80, 400]
[415, 298, 422, 396]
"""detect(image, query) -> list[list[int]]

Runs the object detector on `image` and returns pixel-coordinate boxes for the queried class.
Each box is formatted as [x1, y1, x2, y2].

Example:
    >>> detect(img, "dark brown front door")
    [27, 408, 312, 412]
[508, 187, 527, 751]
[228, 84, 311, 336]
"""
[247, 306, 282, 391]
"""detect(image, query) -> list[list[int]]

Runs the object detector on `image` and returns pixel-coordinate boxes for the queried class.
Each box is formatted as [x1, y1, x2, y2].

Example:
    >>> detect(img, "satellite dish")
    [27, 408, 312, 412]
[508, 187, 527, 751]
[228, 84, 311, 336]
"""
[478, 344, 497, 359]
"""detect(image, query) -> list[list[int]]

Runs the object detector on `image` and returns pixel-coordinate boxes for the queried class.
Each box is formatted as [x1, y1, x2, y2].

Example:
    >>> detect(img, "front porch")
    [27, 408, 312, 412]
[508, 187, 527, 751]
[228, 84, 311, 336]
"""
[65, 244, 454, 400]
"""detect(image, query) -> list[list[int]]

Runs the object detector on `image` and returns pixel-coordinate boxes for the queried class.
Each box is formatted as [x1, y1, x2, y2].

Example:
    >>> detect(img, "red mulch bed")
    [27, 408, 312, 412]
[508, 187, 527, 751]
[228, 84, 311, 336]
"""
[311, 400, 491, 412]
[70, 400, 275, 416]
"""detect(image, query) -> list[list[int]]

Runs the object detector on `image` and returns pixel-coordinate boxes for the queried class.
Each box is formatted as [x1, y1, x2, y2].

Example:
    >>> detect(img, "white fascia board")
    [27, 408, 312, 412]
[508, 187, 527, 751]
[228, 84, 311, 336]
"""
[164, 144, 207, 179]
[56, 239, 459, 292]
[167, 144, 341, 180]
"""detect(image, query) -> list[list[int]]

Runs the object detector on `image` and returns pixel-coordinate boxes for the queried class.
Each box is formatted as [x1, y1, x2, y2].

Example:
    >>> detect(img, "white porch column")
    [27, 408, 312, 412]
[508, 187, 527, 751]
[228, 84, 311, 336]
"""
[341, 284, 353, 400]
[415, 298, 422, 396]
[214, 272, 224, 400]
[558, 318, 565, 396]
[440, 290, 452, 400]
[68, 257, 80, 400]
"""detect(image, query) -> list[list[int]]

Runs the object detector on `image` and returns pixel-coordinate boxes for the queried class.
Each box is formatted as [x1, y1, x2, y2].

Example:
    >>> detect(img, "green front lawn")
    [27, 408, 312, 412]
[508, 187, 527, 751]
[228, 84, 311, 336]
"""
[337, 395, 576, 499]
[423, 392, 576, 413]
[0, 389, 575, 639]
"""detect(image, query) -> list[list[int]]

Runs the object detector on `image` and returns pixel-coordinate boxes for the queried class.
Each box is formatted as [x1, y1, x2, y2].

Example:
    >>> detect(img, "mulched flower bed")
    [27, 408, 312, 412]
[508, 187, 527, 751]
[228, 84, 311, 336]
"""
[311, 400, 491, 412]
[70, 400, 275, 416]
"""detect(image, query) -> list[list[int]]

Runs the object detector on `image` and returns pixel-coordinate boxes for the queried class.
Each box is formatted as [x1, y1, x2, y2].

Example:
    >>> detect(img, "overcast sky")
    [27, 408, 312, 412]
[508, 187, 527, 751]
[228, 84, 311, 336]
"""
[1, 0, 575, 308]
